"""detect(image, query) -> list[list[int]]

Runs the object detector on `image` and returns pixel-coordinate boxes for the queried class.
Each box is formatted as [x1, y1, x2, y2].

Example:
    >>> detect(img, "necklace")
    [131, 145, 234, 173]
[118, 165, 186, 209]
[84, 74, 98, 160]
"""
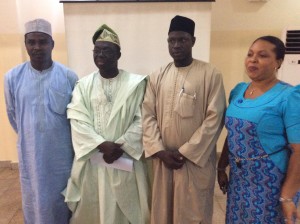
[248, 79, 278, 96]
[249, 87, 255, 95]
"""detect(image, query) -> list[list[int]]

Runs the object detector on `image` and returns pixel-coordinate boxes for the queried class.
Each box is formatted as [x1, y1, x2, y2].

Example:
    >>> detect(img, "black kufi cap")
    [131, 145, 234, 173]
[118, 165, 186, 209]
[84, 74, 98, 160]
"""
[168, 15, 195, 36]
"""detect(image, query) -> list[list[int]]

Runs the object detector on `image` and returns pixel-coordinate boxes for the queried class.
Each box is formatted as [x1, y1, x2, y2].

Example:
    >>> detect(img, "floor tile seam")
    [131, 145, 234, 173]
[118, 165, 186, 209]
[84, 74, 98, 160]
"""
[7, 208, 22, 224]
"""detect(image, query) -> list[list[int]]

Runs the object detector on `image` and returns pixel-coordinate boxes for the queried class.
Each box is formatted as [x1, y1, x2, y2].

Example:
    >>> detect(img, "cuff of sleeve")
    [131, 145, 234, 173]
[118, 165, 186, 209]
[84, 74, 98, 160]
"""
[115, 139, 143, 160]
[144, 147, 165, 158]
[75, 137, 105, 161]
[287, 125, 300, 143]
[179, 144, 207, 168]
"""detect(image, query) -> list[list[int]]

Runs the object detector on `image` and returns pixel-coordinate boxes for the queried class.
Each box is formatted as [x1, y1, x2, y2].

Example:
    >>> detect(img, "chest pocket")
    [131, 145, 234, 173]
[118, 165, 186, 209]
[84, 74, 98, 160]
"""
[174, 92, 195, 118]
[48, 86, 71, 115]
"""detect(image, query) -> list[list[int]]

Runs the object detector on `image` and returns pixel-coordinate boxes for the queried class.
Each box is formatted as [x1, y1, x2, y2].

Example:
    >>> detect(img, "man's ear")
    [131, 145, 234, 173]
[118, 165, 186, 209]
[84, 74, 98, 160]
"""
[192, 36, 196, 47]
[117, 51, 121, 60]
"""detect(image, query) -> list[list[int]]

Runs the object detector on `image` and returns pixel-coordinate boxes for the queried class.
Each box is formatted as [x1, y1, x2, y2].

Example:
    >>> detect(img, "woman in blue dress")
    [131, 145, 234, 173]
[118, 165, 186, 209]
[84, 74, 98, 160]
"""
[217, 36, 300, 224]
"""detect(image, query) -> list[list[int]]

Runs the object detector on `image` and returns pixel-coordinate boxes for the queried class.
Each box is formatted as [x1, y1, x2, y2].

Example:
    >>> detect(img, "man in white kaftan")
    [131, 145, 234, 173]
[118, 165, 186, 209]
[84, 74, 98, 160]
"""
[4, 19, 78, 224]
[64, 24, 150, 224]
[142, 15, 226, 224]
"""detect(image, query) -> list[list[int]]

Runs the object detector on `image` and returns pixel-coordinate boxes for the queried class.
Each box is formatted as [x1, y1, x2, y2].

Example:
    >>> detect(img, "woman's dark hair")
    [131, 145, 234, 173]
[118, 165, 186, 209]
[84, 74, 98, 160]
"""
[253, 35, 285, 60]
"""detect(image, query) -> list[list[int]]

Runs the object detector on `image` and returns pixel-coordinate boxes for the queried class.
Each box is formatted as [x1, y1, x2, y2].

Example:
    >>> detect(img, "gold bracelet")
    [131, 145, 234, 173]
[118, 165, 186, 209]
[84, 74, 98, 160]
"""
[279, 197, 293, 203]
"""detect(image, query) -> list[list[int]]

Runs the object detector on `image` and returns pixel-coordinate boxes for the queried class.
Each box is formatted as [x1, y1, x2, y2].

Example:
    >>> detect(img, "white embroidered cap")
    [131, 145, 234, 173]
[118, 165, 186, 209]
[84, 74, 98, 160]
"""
[25, 18, 52, 37]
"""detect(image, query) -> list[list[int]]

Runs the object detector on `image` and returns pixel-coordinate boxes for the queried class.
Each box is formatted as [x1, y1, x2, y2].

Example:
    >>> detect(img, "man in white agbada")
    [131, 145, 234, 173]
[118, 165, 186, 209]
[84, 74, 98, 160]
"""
[64, 24, 150, 224]
[4, 19, 78, 224]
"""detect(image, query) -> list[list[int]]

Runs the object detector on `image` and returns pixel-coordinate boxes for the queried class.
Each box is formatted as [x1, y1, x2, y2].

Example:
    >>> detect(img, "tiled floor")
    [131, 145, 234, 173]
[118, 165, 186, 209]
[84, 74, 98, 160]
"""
[0, 167, 23, 224]
[0, 166, 226, 224]
[213, 180, 227, 224]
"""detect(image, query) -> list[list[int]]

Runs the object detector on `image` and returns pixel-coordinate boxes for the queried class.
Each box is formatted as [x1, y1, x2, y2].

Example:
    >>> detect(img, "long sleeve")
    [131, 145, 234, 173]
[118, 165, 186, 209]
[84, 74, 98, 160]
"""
[4, 72, 18, 133]
[142, 74, 166, 157]
[115, 105, 143, 160]
[67, 83, 105, 161]
[115, 81, 146, 160]
[179, 71, 226, 167]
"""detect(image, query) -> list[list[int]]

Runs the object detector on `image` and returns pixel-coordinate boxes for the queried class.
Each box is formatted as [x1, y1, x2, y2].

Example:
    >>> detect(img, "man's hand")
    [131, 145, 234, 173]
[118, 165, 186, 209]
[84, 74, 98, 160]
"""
[155, 150, 185, 170]
[97, 141, 123, 164]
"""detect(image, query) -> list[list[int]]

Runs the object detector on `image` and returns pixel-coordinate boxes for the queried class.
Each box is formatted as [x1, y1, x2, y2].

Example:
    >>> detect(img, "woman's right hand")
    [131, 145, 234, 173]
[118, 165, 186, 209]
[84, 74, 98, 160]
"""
[217, 170, 229, 194]
[281, 201, 300, 224]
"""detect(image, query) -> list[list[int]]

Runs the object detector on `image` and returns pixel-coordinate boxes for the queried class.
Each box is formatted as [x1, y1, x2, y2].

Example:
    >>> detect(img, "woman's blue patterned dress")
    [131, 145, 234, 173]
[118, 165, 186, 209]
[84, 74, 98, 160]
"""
[225, 81, 300, 224]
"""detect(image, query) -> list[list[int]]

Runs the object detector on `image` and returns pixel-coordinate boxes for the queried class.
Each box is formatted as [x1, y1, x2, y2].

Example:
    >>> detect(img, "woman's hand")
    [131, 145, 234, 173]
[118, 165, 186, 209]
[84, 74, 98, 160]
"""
[281, 200, 300, 224]
[217, 136, 230, 194]
[217, 170, 228, 194]
[280, 143, 300, 223]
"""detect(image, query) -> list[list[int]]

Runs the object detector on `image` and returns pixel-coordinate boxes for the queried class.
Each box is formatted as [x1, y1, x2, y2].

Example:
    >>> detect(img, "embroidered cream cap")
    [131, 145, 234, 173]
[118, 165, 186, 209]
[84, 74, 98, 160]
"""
[92, 24, 120, 47]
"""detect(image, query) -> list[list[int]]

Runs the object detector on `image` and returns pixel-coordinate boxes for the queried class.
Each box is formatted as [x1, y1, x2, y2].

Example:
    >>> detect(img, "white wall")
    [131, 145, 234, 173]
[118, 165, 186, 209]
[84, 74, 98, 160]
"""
[63, 2, 212, 77]
[212, 0, 300, 32]
[14, 0, 65, 33]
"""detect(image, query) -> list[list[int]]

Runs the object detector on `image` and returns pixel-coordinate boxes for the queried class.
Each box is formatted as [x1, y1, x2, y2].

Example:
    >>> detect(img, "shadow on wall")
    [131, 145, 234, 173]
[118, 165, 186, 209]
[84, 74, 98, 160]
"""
[231, 0, 268, 13]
